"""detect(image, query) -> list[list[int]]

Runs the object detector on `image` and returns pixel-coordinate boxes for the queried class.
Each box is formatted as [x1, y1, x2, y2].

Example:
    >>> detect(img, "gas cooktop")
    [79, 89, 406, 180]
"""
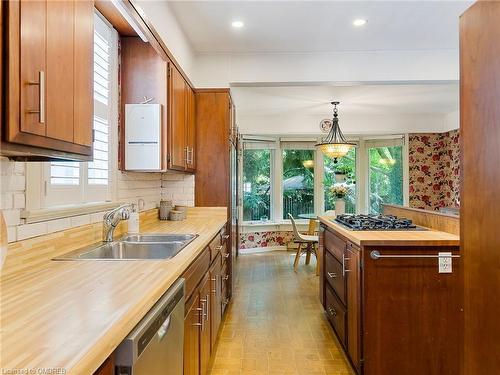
[334, 214, 426, 231]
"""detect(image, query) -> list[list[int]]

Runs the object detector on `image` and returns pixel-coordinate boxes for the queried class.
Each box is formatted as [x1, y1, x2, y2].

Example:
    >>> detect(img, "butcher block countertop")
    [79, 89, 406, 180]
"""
[319, 216, 460, 247]
[0, 207, 227, 374]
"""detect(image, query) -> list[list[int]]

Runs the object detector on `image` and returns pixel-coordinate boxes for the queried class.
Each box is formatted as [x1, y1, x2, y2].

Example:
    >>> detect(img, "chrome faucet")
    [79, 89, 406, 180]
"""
[102, 204, 132, 242]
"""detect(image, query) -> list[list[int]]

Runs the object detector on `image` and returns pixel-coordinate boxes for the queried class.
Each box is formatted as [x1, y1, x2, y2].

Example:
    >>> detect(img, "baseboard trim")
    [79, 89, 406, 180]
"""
[239, 246, 287, 254]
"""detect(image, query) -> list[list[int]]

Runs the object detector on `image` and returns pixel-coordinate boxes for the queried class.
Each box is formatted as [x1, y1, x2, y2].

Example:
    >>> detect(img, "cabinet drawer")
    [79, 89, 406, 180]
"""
[182, 247, 210, 302]
[325, 250, 346, 305]
[209, 232, 223, 261]
[325, 284, 346, 347]
[325, 230, 346, 262]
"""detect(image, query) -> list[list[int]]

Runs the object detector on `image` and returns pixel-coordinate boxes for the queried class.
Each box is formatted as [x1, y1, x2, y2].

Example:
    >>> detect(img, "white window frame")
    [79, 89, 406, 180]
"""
[241, 138, 277, 224]
[24, 11, 119, 216]
[240, 134, 409, 226]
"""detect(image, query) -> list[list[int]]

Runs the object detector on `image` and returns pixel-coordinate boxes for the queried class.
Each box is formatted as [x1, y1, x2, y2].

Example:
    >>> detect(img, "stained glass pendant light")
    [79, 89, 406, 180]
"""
[316, 101, 355, 163]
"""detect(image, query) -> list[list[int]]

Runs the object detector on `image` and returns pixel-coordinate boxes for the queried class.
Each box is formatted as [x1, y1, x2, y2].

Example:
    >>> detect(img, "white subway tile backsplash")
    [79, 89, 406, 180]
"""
[1, 193, 13, 209]
[70, 215, 91, 228]
[46, 218, 72, 233]
[2, 209, 21, 226]
[1, 155, 195, 243]
[6, 226, 17, 242]
[13, 193, 25, 209]
[17, 221, 48, 240]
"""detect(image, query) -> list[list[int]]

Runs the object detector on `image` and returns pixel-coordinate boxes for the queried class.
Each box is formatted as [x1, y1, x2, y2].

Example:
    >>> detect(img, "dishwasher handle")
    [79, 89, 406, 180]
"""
[157, 315, 171, 341]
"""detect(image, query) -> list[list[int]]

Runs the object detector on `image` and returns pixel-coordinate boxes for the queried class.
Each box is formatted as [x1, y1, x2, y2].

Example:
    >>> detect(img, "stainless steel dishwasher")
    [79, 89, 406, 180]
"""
[115, 279, 185, 375]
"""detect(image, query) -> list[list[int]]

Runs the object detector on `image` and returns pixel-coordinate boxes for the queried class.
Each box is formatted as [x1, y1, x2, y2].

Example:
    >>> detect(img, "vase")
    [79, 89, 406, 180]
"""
[335, 199, 346, 215]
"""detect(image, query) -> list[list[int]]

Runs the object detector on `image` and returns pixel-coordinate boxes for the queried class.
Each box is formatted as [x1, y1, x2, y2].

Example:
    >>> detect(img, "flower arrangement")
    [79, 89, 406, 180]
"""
[330, 183, 349, 199]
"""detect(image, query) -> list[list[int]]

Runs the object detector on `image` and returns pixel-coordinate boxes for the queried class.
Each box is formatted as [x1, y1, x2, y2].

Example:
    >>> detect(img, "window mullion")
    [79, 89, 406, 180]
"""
[274, 145, 283, 223]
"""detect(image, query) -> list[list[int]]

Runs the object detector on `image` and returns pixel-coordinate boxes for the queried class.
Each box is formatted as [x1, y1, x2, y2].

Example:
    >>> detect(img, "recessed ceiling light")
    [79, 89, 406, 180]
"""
[231, 20, 244, 28]
[353, 19, 367, 27]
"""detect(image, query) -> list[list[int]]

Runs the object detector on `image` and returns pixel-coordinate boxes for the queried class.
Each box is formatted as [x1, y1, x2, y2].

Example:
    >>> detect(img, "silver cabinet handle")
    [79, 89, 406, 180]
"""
[327, 272, 337, 279]
[196, 306, 204, 331]
[328, 307, 337, 317]
[216, 245, 223, 251]
[211, 276, 217, 295]
[370, 250, 461, 260]
[184, 146, 189, 162]
[223, 234, 230, 240]
[224, 253, 230, 258]
[26, 71, 45, 124]
[342, 253, 351, 276]
[223, 275, 229, 281]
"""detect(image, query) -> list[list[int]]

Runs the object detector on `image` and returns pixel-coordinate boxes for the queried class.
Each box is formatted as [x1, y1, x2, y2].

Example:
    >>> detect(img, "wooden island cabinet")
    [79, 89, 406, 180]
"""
[319, 220, 462, 375]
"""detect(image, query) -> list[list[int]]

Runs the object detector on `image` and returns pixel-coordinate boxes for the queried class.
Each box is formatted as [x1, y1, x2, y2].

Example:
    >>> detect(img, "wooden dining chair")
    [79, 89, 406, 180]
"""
[288, 214, 319, 274]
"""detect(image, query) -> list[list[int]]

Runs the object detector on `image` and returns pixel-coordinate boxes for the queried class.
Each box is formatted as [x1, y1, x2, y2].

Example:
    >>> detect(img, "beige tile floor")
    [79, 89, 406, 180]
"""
[209, 250, 355, 375]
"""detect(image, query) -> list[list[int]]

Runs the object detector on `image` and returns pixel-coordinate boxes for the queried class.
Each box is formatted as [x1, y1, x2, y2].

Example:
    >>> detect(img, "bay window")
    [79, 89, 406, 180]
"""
[241, 135, 408, 224]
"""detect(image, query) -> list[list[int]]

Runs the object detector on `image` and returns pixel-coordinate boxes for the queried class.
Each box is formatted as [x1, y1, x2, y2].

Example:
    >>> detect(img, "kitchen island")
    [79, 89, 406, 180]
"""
[318, 216, 461, 375]
[0, 207, 227, 374]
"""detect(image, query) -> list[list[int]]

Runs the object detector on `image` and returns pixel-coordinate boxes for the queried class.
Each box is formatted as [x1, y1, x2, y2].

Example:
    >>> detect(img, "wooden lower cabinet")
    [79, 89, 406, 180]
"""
[93, 356, 114, 375]
[184, 293, 201, 375]
[345, 245, 361, 372]
[199, 275, 211, 375]
[320, 225, 461, 375]
[182, 226, 231, 375]
[210, 253, 223, 348]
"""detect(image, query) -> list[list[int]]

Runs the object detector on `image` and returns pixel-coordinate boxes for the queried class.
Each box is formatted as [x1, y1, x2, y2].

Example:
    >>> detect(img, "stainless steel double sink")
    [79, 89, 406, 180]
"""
[53, 234, 198, 261]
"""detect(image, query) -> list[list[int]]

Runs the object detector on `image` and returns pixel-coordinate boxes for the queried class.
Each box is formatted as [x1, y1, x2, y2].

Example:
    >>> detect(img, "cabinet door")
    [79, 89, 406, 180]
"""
[169, 65, 187, 171]
[346, 246, 361, 371]
[93, 356, 114, 375]
[6, 0, 93, 158]
[46, 0, 74, 143]
[210, 253, 223, 348]
[19, 0, 46, 137]
[186, 86, 196, 172]
[199, 275, 211, 375]
[184, 293, 201, 375]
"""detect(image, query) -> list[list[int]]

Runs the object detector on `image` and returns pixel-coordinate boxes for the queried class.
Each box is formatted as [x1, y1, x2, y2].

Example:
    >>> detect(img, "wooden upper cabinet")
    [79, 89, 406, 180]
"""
[168, 65, 188, 171]
[119, 37, 168, 171]
[3, 0, 93, 160]
[186, 86, 197, 172]
[195, 90, 231, 207]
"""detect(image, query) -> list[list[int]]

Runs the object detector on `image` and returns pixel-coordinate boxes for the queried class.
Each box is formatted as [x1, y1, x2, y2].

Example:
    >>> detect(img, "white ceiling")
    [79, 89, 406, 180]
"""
[168, 1, 472, 53]
[231, 83, 459, 117]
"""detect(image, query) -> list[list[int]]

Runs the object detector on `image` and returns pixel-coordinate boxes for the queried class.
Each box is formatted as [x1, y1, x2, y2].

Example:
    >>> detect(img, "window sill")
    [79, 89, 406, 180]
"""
[21, 202, 122, 224]
[241, 220, 310, 233]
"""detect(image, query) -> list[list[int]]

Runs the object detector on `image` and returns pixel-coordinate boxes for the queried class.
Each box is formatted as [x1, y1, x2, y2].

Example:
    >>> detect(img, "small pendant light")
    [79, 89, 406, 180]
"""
[316, 101, 355, 163]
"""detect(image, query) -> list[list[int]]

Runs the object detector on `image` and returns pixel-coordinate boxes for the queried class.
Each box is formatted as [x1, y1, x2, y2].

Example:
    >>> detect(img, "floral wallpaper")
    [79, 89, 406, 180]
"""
[409, 129, 460, 211]
[240, 231, 295, 250]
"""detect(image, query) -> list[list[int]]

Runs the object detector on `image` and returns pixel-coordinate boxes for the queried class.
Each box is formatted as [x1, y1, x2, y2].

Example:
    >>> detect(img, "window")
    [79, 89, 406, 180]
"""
[368, 144, 404, 213]
[242, 149, 272, 221]
[324, 147, 356, 214]
[282, 149, 315, 219]
[42, 13, 117, 208]
[241, 136, 407, 224]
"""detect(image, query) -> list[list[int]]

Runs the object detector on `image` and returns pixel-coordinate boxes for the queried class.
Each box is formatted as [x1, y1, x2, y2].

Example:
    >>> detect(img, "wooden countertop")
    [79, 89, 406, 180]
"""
[0, 207, 227, 374]
[319, 216, 460, 247]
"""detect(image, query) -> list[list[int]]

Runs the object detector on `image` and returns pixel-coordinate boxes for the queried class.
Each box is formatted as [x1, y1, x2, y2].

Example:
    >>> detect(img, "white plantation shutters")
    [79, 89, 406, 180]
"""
[43, 13, 116, 207]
